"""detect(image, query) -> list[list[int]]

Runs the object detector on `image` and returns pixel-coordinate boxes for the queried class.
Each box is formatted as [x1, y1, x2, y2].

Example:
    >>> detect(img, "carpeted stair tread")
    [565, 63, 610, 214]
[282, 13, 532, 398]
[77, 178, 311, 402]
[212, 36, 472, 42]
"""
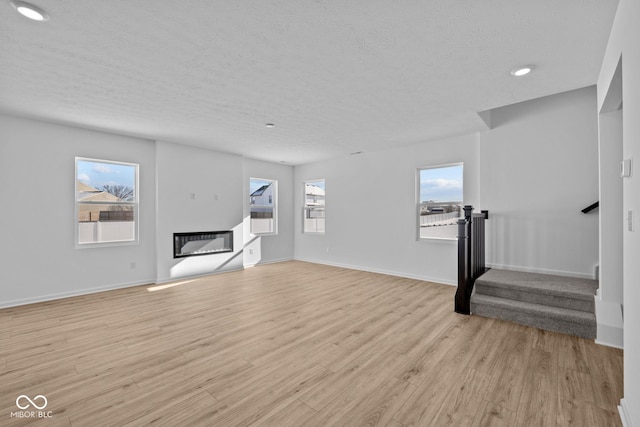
[475, 269, 598, 301]
[470, 294, 596, 339]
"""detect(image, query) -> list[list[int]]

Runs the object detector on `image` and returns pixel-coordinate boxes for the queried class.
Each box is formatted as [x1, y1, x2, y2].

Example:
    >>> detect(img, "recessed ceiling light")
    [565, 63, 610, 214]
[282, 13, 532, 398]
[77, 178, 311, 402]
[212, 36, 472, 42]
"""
[10, 1, 49, 21]
[265, 123, 275, 128]
[510, 65, 535, 77]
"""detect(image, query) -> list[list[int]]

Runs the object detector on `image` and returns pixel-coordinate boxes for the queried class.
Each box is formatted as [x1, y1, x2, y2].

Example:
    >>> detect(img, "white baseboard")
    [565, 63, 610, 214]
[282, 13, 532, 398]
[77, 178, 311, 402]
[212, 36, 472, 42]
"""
[595, 335, 624, 349]
[595, 297, 624, 349]
[294, 257, 456, 286]
[0, 279, 152, 309]
[619, 399, 635, 427]
[486, 263, 594, 280]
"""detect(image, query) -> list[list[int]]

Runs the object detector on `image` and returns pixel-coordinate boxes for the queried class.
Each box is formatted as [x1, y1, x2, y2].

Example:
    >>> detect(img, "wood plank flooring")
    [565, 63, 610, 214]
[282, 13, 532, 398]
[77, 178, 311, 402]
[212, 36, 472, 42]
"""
[0, 261, 623, 426]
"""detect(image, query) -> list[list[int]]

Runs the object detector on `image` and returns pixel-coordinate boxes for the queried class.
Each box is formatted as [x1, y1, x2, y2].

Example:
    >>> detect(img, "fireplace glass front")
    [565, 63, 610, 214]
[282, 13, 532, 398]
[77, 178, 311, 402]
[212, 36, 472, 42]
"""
[173, 231, 233, 258]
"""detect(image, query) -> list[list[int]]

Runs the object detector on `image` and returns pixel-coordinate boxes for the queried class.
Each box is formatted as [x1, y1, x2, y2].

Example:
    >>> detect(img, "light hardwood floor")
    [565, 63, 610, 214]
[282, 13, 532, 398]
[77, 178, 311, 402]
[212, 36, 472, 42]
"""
[0, 261, 623, 426]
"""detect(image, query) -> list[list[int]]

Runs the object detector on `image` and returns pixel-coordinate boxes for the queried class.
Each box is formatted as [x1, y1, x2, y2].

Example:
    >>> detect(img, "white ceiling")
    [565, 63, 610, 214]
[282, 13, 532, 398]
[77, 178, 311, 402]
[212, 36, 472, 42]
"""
[0, 0, 618, 165]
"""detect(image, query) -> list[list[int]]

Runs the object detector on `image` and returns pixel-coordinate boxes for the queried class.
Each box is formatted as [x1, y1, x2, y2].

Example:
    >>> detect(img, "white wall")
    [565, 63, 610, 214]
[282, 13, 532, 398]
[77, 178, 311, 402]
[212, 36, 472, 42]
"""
[0, 88, 603, 306]
[597, 0, 640, 423]
[243, 159, 295, 266]
[596, 106, 624, 348]
[480, 87, 600, 278]
[294, 87, 599, 283]
[155, 141, 244, 282]
[0, 116, 295, 306]
[294, 133, 481, 285]
[599, 108, 624, 303]
[0, 115, 157, 307]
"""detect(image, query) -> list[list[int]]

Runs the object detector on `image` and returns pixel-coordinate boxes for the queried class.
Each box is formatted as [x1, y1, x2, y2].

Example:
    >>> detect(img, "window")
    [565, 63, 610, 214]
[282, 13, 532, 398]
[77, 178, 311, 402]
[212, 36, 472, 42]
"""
[249, 178, 277, 234]
[76, 158, 138, 246]
[418, 163, 463, 240]
[304, 179, 325, 233]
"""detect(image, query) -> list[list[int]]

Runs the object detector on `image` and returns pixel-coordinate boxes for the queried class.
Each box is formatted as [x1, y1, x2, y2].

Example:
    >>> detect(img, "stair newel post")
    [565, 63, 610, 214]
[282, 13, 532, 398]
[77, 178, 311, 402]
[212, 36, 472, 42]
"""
[455, 217, 470, 314]
[464, 205, 473, 294]
[455, 206, 490, 315]
[463, 205, 474, 220]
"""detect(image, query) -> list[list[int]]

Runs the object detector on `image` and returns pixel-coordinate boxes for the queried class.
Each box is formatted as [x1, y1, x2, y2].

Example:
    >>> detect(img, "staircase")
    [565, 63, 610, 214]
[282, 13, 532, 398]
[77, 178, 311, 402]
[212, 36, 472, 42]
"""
[470, 269, 598, 339]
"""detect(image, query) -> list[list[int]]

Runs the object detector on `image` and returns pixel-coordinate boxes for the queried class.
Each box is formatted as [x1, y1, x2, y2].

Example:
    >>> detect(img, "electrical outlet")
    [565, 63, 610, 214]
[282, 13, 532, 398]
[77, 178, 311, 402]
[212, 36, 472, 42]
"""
[621, 158, 632, 178]
[628, 210, 634, 232]
[249, 249, 254, 254]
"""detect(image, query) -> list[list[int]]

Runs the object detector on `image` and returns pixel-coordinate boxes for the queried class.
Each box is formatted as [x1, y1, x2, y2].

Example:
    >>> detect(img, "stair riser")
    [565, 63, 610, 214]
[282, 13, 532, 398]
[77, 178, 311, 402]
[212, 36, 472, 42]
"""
[471, 302, 596, 339]
[475, 284, 594, 313]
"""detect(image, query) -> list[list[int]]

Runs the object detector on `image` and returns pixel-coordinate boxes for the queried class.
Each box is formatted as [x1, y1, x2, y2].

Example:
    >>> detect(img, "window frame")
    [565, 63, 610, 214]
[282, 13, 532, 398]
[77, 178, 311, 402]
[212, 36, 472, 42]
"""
[417, 162, 463, 242]
[303, 179, 325, 235]
[249, 177, 278, 236]
[75, 157, 139, 248]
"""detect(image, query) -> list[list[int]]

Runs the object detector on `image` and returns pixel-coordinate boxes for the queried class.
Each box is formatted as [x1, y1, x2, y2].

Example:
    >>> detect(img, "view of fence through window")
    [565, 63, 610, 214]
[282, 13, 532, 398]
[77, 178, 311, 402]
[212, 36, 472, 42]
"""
[76, 158, 138, 245]
[419, 164, 463, 239]
[249, 178, 277, 234]
[304, 179, 325, 233]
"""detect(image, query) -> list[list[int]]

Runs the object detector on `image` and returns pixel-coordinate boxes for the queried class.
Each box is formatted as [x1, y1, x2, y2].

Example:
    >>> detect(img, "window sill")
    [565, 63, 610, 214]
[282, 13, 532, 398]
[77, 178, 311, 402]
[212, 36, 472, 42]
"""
[418, 237, 456, 243]
[76, 240, 139, 249]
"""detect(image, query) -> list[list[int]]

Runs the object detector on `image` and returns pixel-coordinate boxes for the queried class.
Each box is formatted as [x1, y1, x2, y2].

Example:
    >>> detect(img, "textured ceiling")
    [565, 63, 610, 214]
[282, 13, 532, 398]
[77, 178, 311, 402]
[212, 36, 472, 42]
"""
[0, 0, 618, 164]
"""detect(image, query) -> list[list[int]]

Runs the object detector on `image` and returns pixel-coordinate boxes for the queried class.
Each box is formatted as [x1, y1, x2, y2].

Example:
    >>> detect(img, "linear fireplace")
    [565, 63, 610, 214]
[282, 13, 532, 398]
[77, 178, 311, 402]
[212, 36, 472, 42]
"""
[173, 231, 233, 258]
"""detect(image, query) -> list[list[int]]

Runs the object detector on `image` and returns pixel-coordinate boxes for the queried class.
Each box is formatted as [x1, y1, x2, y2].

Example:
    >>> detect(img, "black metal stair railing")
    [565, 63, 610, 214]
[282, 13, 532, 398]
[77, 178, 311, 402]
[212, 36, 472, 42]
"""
[581, 201, 599, 214]
[455, 205, 489, 315]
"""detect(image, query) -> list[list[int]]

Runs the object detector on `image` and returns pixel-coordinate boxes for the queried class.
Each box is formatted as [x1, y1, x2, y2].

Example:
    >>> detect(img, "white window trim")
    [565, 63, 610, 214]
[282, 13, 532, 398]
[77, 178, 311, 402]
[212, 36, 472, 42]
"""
[249, 177, 278, 236]
[416, 162, 463, 242]
[75, 157, 139, 248]
[303, 179, 325, 235]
